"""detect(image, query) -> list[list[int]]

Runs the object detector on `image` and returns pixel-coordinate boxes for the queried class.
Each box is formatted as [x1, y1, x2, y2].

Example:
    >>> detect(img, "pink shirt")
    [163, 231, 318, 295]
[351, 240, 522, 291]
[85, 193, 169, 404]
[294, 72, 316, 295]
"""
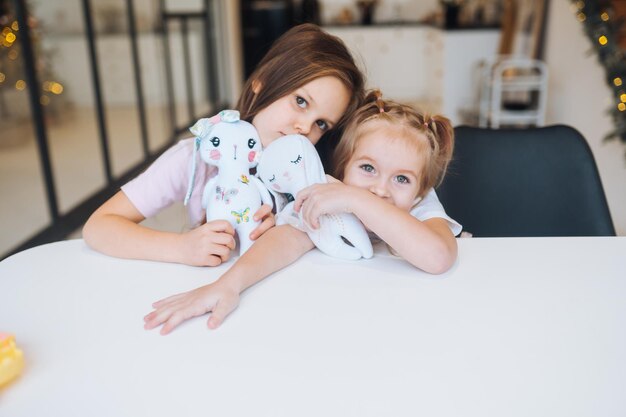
[121, 138, 217, 228]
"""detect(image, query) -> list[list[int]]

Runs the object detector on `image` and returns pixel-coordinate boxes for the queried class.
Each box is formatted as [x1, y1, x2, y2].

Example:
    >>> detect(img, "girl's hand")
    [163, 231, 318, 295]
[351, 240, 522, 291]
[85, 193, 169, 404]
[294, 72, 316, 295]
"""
[294, 183, 357, 229]
[249, 204, 275, 240]
[144, 280, 240, 335]
[178, 220, 236, 267]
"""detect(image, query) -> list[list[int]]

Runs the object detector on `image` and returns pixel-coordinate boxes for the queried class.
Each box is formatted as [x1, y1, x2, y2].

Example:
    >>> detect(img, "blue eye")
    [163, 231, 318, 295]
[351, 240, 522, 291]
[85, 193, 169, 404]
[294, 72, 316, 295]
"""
[395, 175, 410, 184]
[295, 96, 307, 108]
[360, 164, 374, 173]
[210, 137, 220, 147]
[248, 138, 256, 149]
[291, 155, 302, 164]
[316, 120, 328, 131]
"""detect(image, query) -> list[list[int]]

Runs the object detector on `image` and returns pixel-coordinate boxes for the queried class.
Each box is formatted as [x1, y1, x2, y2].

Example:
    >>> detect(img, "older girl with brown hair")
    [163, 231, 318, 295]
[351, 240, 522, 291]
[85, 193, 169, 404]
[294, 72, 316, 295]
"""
[84, 24, 365, 267]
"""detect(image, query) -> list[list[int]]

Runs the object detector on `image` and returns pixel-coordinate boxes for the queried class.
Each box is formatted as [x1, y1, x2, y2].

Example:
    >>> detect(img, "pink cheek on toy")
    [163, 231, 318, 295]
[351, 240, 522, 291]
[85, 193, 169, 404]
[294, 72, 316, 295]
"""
[272, 184, 281, 191]
[210, 150, 221, 160]
[248, 151, 256, 163]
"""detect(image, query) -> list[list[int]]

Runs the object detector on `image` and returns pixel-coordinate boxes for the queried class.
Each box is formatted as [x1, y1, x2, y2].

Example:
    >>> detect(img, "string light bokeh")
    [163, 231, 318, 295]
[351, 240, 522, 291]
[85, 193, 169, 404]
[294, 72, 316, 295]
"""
[571, 0, 626, 152]
[1, 5, 64, 116]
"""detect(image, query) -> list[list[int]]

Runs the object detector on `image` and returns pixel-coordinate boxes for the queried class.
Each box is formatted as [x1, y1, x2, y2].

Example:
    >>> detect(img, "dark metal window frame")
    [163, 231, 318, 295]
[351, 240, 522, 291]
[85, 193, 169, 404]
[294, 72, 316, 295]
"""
[3, 0, 221, 260]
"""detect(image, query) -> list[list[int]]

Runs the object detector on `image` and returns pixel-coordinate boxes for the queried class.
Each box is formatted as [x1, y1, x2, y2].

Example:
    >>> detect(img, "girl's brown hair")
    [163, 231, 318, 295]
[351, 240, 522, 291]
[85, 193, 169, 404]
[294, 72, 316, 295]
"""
[236, 24, 365, 130]
[332, 90, 454, 198]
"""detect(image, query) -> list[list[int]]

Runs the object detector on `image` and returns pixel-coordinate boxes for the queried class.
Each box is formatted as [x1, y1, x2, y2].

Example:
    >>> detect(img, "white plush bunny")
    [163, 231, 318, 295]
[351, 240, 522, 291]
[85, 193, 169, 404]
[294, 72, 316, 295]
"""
[257, 134, 373, 260]
[185, 110, 273, 255]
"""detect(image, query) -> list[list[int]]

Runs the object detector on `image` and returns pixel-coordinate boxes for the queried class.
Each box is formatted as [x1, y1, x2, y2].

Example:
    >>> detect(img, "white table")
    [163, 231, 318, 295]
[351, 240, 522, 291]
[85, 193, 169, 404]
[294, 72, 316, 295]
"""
[1, 238, 625, 416]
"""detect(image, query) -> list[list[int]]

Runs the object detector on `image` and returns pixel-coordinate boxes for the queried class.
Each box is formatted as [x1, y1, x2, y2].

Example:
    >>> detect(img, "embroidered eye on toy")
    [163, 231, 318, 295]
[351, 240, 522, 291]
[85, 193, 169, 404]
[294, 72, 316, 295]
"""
[185, 110, 273, 255]
[257, 134, 373, 260]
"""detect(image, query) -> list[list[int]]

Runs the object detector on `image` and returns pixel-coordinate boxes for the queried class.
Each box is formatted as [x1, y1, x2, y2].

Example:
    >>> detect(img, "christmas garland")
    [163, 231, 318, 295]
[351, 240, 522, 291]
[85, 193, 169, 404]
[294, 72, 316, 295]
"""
[572, 0, 626, 151]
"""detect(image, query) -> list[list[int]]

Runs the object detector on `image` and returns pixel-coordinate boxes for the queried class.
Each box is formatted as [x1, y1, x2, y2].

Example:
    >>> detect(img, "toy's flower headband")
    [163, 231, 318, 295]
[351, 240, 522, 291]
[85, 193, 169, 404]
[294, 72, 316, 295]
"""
[189, 110, 240, 139]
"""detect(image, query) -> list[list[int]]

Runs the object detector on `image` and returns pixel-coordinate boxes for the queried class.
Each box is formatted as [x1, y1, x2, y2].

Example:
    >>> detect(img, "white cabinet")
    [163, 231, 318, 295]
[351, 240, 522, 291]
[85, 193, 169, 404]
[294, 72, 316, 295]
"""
[326, 26, 432, 103]
[326, 25, 500, 125]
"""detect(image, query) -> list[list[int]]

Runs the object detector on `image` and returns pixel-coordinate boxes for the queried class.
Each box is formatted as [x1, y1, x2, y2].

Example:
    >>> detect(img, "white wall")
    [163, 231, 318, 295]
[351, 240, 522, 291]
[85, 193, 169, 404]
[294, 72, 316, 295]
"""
[544, 0, 626, 235]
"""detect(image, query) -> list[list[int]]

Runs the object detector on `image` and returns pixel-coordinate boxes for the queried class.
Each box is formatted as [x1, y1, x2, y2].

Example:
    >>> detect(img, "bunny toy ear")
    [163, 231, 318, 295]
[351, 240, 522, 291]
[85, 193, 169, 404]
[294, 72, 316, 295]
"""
[190, 110, 240, 138]
[184, 136, 202, 206]
[189, 117, 214, 138]
[299, 136, 327, 185]
[218, 110, 240, 123]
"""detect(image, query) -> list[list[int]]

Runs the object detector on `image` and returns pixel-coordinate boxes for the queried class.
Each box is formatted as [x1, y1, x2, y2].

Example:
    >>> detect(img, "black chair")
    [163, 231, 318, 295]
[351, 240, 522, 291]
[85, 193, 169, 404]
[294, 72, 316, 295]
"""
[436, 125, 616, 237]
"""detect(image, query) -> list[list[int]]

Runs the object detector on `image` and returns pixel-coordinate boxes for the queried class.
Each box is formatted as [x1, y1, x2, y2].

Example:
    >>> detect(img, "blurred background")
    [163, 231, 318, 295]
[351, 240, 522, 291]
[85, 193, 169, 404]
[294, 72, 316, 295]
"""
[1, 0, 625, 259]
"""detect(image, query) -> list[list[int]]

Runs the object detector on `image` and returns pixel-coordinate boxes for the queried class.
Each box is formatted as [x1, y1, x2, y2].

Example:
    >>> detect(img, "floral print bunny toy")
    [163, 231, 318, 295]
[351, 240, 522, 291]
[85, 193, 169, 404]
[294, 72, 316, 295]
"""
[257, 134, 373, 260]
[184, 110, 273, 255]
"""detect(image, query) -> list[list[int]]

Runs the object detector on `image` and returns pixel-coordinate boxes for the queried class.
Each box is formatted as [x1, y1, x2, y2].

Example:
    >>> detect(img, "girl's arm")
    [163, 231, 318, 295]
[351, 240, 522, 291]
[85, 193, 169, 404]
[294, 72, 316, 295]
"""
[83, 191, 274, 266]
[144, 225, 314, 334]
[295, 184, 457, 274]
[351, 191, 457, 274]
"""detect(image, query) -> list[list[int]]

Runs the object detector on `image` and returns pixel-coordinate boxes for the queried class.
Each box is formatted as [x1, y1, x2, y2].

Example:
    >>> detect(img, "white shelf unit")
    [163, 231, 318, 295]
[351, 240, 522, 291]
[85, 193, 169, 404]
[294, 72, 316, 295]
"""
[479, 57, 549, 128]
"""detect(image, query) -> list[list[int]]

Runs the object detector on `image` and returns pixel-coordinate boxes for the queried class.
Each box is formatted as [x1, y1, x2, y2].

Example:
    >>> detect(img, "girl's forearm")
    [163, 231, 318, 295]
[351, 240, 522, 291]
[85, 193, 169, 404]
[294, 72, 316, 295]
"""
[83, 213, 185, 263]
[350, 189, 457, 273]
[219, 225, 314, 293]
[83, 191, 197, 264]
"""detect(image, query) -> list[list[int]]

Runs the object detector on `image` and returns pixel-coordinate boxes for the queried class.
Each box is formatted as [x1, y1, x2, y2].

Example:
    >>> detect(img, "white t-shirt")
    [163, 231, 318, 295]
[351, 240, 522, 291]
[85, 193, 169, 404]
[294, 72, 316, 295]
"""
[410, 188, 462, 236]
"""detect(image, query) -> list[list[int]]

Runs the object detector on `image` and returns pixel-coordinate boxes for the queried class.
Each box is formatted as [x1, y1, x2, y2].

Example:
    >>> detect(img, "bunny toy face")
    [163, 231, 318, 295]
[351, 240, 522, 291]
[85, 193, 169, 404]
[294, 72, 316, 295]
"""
[257, 134, 326, 195]
[197, 121, 262, 172]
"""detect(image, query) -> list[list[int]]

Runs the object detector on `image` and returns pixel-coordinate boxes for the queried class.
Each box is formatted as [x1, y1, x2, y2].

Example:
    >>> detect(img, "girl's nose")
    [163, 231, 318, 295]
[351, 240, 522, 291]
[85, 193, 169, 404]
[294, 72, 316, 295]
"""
[294, 118, 311, 136]
[369, 181, 389, 199]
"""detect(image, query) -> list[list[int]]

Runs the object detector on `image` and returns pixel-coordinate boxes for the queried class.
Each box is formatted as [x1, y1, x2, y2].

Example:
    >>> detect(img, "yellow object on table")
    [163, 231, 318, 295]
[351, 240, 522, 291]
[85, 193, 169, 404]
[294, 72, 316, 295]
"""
[0, 333, 24, 388]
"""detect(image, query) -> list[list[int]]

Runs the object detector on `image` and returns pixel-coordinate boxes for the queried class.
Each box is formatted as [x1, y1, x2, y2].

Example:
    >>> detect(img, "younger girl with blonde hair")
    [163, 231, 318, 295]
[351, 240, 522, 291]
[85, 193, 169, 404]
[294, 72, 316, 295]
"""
[296, 90, 461, 268]
[144, 90, 461, 334]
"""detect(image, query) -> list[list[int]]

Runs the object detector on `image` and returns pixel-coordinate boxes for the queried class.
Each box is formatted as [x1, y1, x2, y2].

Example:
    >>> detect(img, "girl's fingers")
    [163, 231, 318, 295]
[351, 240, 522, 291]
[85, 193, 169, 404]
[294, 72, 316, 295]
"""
[253, 204, 272, 221]
[207, 298, 236, 329]
[203, 254, 224, 267]
[144, 307, 172, 330]
[209, 232, 236, 250]
[145, 284, 225, 334]
[209, 243, 232, 262]
[293, 198, 303, 213]
[301, 199, 319, 230]
[307, 213, 320, 229]
[312, 214, 321, 229]
[204, 220, 235, 235]
[250, 216, 275, 240]
[143, 311, 155, 323]
[152, 293, 185, 309]
[294, 187, 314, 213]
[159, 310, 192, 335]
